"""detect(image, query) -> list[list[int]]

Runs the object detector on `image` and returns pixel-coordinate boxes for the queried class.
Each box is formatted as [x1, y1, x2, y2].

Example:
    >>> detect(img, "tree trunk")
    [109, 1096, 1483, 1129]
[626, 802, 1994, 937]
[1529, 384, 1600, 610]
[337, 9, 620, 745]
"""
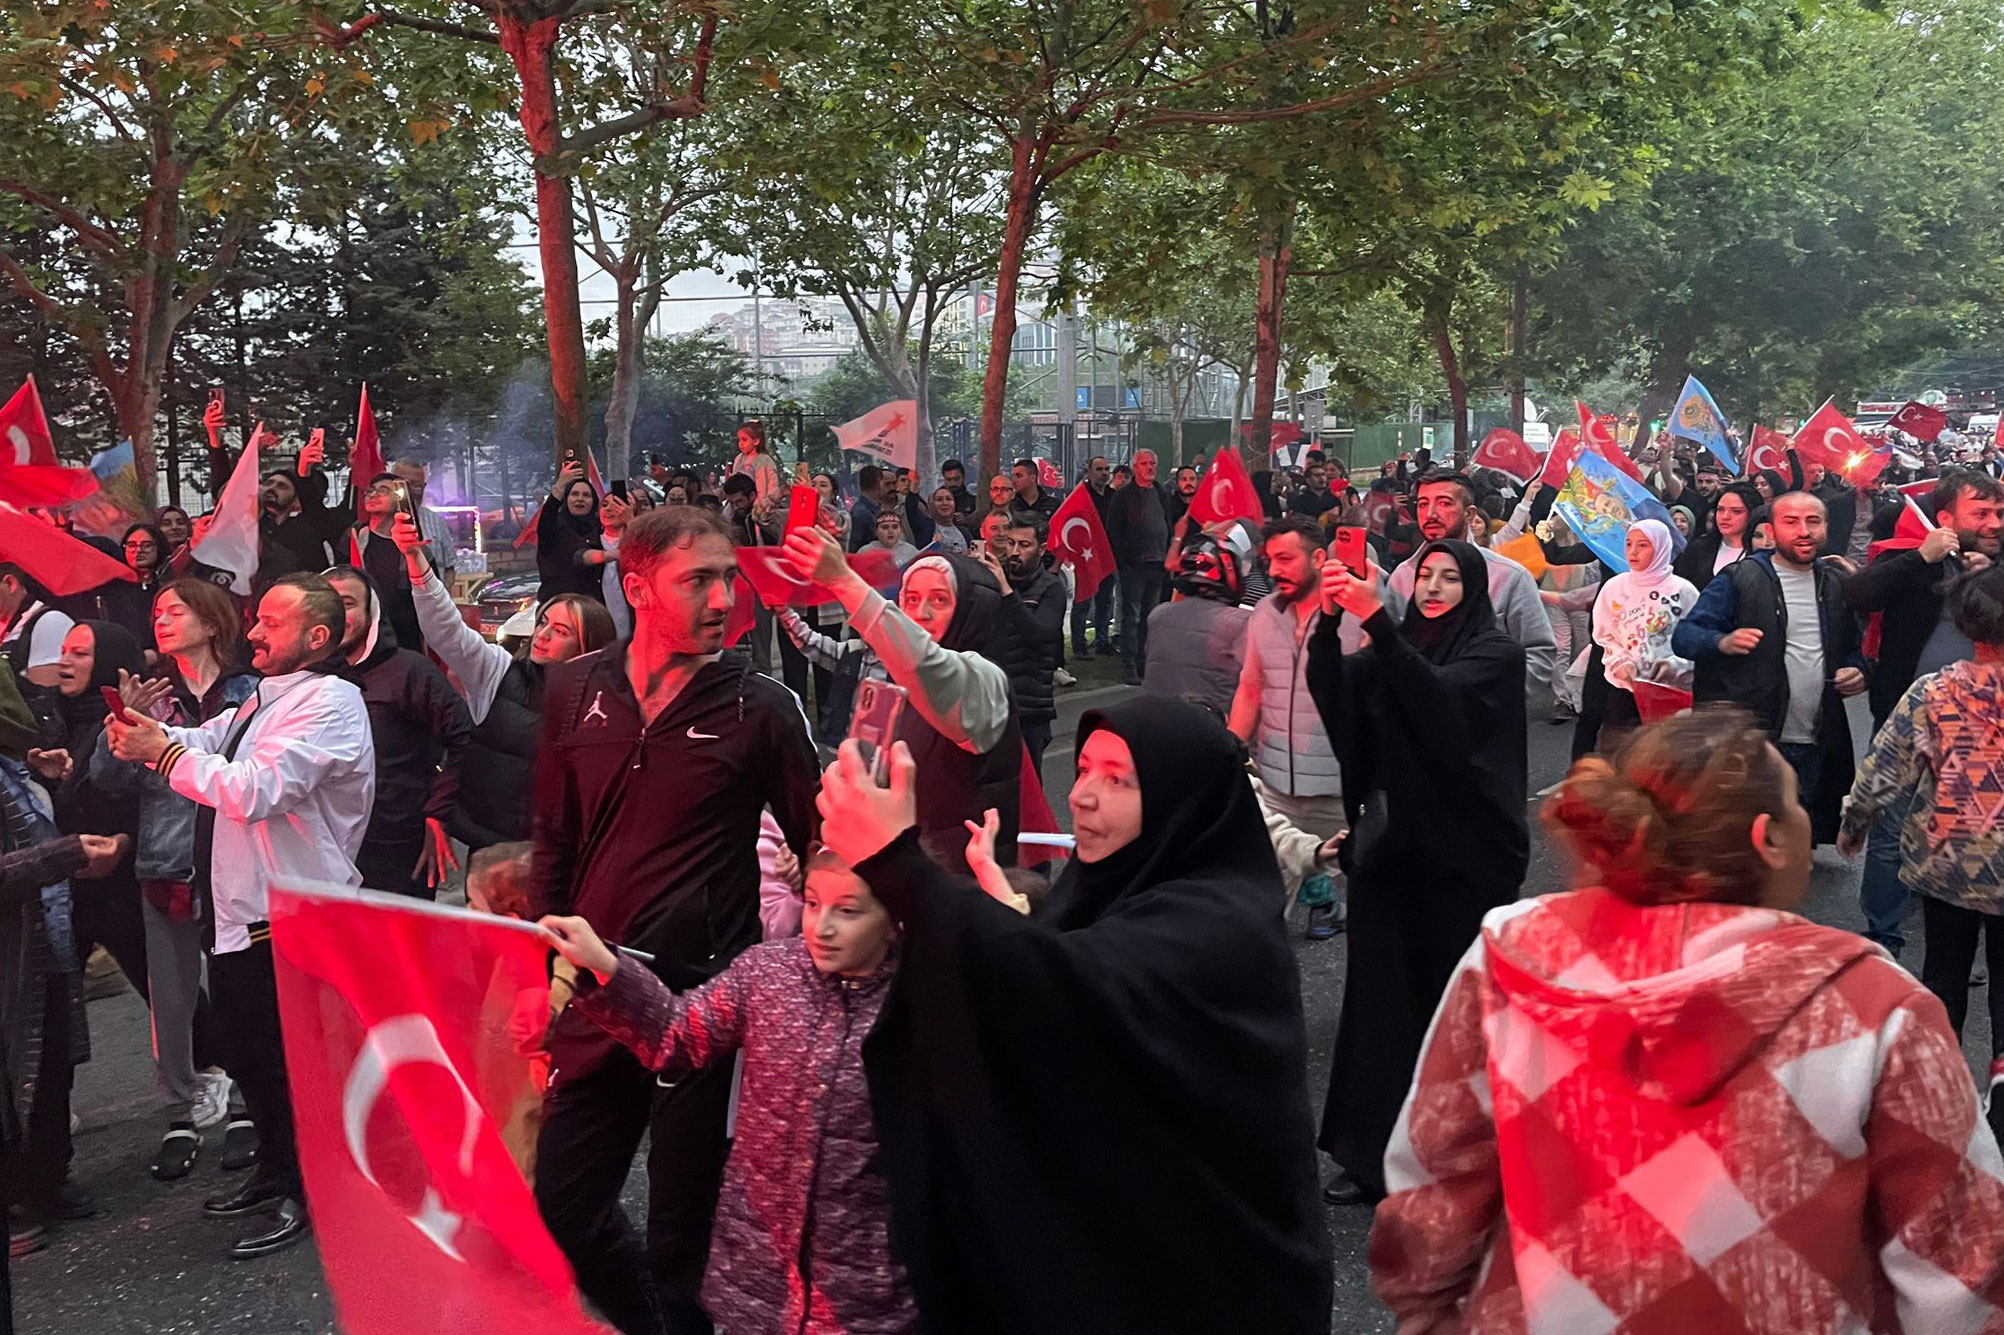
[914, 299, 939, 486]
[602, 262, 646, 473]
[1509, 262, 1528, 433]
[501, 14, 591, 469]
[1249, 202, 1294, 457]
[1428, 299, 1470, 467]
[979, 134, 1040, 482]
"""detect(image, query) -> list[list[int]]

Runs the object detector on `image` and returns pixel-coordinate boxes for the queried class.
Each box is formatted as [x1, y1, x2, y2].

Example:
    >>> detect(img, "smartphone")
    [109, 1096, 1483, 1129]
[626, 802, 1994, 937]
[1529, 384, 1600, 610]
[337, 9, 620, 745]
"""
[847, 679, 909, 785]
[100, 686, 137, 726]
[608, 478, 630, 502]
[208, 386, 226, 411]
[308, 427, 325, 451]
[784, 484, 819, 536]
[968, 538, 987, 559]
[1333, 525, 1368, 578]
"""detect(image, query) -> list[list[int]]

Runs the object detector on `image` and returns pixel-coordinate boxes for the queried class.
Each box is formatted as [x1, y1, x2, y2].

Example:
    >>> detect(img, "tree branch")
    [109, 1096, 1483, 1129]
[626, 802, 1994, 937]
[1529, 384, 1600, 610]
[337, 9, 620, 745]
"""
[1130, 63, 1454, 129]
[314, 9, 500, 47]
[57, 75, 141, 144]
[0, 179, 123, 257]
[0, 248, 72, 322]
[557, 14, 717, 157]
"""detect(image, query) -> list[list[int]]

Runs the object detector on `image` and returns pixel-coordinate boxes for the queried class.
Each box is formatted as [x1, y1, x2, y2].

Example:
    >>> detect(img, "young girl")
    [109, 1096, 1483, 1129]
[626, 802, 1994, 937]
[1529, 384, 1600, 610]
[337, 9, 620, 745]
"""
[540, 850, 914, 1335]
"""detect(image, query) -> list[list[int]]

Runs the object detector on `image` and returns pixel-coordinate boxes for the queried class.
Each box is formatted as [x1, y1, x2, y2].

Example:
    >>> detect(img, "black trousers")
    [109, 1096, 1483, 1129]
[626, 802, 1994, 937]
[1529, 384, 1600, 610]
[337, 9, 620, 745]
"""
[1921, 898, 2004, 1058]
[74, 877, 149, 1005]
[10, 969, 74, 1208]
[209, 940, 300, 1194]
[1069, 579, 1114, 655]
[1570, 644, 1612, 761]
[356, 830, 433, 900]
[1119, 565, 1166, 676]
[535, 1045, 734, 1335]
[1021, 717, 1052, 783]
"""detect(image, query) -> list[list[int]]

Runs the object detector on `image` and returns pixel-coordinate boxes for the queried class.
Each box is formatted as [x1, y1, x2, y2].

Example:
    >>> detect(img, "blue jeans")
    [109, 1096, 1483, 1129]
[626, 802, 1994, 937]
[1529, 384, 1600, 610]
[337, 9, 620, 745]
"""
[1070, 579, 1114, 656]
[1860, 791, 1916, 957]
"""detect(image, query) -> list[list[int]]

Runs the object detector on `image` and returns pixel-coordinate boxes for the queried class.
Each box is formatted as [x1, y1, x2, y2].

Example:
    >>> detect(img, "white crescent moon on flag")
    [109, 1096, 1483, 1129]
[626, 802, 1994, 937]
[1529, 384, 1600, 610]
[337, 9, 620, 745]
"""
[1060, 516, 1094, 562]
[343, 1013, 485, 1261]
[5, 425, 29, 465]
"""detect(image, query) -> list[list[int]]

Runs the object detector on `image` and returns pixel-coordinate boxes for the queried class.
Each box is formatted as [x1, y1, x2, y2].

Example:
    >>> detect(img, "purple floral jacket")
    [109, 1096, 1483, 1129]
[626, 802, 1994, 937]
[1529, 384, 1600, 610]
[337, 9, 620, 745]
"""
[572, 938, 914, 1335]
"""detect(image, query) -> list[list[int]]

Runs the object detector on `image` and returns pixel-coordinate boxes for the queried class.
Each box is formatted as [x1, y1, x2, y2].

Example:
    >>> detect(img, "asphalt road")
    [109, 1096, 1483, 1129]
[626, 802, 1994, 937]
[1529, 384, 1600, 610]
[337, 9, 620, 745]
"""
[14, 691, 1944, 1334]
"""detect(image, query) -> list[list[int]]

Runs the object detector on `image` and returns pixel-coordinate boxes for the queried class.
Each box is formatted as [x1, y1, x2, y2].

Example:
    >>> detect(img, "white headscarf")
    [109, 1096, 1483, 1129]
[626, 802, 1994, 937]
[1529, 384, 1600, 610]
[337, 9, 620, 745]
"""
[1626, 519, 1675, 590]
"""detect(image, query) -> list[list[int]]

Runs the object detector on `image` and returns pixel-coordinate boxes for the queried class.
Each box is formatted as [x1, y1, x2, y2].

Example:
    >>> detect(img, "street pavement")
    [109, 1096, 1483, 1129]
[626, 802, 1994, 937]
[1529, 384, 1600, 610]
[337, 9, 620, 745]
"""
[14, 691, 1943, 1334]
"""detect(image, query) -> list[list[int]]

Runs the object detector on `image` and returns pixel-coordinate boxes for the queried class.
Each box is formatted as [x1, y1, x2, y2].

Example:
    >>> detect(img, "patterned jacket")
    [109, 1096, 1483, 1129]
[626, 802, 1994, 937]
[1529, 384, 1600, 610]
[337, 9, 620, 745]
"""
[1842, 660, 2004, 913]
[571, 937, 914, 1335]
[1372, 890, 2004, 1334]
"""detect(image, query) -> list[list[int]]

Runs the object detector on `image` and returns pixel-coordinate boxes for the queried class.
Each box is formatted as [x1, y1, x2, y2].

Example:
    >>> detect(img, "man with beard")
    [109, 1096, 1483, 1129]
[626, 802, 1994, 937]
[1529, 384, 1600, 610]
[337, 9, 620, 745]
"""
[322, 566, 472, 899]
[1229, 517, 1344, 934]
[974, 515, 1066, 775]
[107, 573, 374, 1260]
[532, 505, 818, 1335]
[1845, 469, 2003, 956]
[254, 434, 347, 583]
[1167, 464, 1200, 530]
[1675, 491, 1869, 845]
[938, 457, 978, 524]
[1382, 472, 1555, 707]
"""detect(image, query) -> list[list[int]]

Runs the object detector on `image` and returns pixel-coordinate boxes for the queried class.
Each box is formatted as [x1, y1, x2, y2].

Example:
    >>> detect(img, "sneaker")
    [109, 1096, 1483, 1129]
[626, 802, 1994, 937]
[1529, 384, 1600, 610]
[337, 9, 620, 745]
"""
[1305, 902, 1344, 941]
[190, 1073, 231, 1132]
[1053, 667, 1077, 687]
[8, 1213, 44, 1259]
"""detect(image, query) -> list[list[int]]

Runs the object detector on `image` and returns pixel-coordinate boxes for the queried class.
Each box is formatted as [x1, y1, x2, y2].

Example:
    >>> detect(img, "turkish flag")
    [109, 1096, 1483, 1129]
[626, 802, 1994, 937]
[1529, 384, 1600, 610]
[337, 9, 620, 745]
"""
[1188, 445, 1264, 528]
[269, 883, 606, 1335]
[1036, 457, 1062, 490]
[722, 574, 758, 646]
[1048, 483, 1116, 601]
[1017, 741, 1068, 866]
[736, 545, 900, 608]
[1575, 401, 1644, 482]
[1747, 424, 1791, 475]
[1472, 427, 1542, 481]
[0, 376, 58, 466]
[1887, 399, 1949, 443]
[351, 384, 386, 508]
[0, 504, 137, 595]
[1536, 429, 1582, 491]
[1793, 399, 1890, 486]
[1631, 680, 1694, 723]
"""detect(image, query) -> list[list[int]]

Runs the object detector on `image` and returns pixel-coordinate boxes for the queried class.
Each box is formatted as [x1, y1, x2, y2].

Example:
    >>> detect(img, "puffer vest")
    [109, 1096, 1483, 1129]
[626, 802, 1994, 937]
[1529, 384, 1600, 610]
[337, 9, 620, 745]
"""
[1248, 597, 1340, 798]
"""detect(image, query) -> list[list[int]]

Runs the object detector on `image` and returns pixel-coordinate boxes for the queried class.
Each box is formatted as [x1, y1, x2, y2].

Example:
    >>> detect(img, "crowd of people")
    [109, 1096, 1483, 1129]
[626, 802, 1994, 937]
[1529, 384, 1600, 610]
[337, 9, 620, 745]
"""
[4, 408, 2004, 1335]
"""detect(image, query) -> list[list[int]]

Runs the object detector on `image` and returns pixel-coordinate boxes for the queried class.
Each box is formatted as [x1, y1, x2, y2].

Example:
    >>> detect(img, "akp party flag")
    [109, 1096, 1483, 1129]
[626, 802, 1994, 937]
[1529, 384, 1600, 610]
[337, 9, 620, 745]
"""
[1188, 444, 1264, 528]
[191, 425, 264, 594]
[1887, 399, 1950, 444]
[1793, 399, 1890, 487]
[270, 882, 608, 1335]
[0, 376, 56, 465]
[1472, 427, 1542, 482]
[1048, 482, 1117, 601]
[0, 503, 137, 595]
[1746, 424, 1792, 476]
[1551, 449, 1685, 574]
[1536, 428, 1582, 491]
[1668, 374, 1739, 472]
[1576, 401, 1645, 483]
[832, 401, 917, 471]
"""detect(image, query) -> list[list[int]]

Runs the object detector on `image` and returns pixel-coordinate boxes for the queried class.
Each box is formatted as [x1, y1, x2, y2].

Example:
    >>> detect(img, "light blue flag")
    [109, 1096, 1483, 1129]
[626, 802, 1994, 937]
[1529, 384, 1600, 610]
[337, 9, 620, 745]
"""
[1552, 449, 1686, 573]
[1668, 374, 1738, 472]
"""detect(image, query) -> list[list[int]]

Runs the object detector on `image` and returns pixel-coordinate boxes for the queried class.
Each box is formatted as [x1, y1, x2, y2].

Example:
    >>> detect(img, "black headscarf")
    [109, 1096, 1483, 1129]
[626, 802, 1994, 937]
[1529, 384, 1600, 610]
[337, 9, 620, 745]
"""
[57, 620, 145, 735]
[858, 695, 1332, 1335]
[1400, 538, 1500, 664]
[1044, 697, 1281, 930]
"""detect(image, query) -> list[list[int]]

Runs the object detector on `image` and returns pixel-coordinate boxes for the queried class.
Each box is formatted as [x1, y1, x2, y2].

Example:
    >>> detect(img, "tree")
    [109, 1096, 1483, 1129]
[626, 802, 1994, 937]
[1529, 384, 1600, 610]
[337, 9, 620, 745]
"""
[0, 1, 379, 504]
[318, 0, 725, 464]
[585, 330, 754, 471]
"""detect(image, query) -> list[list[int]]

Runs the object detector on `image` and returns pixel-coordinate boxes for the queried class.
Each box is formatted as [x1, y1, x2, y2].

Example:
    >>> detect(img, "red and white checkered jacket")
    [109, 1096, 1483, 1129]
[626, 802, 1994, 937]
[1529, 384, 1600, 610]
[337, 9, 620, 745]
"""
[1371, 888, 2004, 1334]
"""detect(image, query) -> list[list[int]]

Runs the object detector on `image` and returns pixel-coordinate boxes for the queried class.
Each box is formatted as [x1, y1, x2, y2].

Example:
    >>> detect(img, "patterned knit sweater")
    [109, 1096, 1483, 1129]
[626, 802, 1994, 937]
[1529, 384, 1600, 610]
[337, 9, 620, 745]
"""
[571, 938, 914, 1335]
[1372, 890, 2004, 1334]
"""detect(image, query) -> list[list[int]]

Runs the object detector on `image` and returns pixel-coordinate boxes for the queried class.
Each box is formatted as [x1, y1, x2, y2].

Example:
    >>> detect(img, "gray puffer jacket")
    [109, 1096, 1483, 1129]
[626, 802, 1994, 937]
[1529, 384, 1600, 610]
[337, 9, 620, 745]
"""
[572, 937, 914, 1335]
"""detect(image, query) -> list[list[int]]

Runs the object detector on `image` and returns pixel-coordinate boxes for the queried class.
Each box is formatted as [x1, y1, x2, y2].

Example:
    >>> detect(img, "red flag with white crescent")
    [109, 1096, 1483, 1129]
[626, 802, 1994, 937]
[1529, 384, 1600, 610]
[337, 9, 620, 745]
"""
[1471, 427, 1542, 482]
[735, 546, 901, 608]
[1746, 424, 1792, 475]
[1887, 399, 1949, 444]
[1188, 445, 1264, 528]
[0, 503, 137, 595]
[1536, 429, 1582, 491]
[1575, 401, 1644, 482]
[1793, 399, 1890, 487]
[0, 376, 58, 466]
[1048, 483, 1117, 601]
[269, 883, 607, 1335]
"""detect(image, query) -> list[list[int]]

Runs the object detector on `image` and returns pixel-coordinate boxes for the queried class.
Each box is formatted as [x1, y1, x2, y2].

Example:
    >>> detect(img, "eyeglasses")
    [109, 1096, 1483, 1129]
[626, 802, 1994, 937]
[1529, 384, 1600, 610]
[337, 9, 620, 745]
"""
[366, 483, 402, 497]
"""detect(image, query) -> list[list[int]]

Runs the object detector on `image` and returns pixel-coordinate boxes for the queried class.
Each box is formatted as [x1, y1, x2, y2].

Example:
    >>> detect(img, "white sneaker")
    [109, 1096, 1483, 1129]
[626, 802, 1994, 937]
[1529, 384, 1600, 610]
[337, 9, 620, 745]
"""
[1054, 668, 1077, 687]
[190, 1072, 232, 1131]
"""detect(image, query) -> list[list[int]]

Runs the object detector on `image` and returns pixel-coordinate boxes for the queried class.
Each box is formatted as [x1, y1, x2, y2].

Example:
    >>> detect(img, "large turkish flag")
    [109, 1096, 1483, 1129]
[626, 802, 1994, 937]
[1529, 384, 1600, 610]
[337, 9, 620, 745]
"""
[1472, 427, 1542, 481]
[269, 882, 606, 1335]
[1048, 482, 1117, 601]
[1793, 399, 1890, 486]
[1188, 444, 1265, 528]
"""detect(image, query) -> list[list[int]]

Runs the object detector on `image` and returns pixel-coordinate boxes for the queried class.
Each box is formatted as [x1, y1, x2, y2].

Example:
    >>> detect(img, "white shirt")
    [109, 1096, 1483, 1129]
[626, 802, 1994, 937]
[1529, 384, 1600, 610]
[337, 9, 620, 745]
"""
[166, 669, 375, 953]
[2, 601, 75, 669]
[1774, 565, 1823, 745]
[1713, 541, 1744, 575]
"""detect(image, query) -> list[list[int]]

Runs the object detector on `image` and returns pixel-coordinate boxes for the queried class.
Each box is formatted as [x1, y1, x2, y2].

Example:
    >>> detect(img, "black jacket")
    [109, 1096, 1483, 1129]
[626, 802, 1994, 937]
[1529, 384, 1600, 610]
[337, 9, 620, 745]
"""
[1847, 545, 1966, 729]
[531, 646, 819, 1073]
[452, 656, 544, 851]
[1670, 531, 1748, 589]
[1105, 482, 1171, 566]
[259, 468, 347, 583]
[989, 565, 1066, 726]
[349, 626, 472, 853]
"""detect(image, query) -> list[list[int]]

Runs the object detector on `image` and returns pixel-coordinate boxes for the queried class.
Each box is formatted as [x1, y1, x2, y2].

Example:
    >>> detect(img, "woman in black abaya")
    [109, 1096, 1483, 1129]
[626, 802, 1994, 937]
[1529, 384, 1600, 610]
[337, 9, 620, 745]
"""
[817, 697, 1331, 1335]
[1307, 539, 1527, 1203]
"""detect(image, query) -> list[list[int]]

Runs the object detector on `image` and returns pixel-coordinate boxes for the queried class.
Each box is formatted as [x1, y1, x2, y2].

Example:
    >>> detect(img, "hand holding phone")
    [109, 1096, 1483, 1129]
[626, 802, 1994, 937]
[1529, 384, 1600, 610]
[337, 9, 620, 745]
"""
[1332, 525, 1368, 578]
[785, 484, 820, 536]
[847, 680, 909, 785]
[101, 686, 137, 726]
